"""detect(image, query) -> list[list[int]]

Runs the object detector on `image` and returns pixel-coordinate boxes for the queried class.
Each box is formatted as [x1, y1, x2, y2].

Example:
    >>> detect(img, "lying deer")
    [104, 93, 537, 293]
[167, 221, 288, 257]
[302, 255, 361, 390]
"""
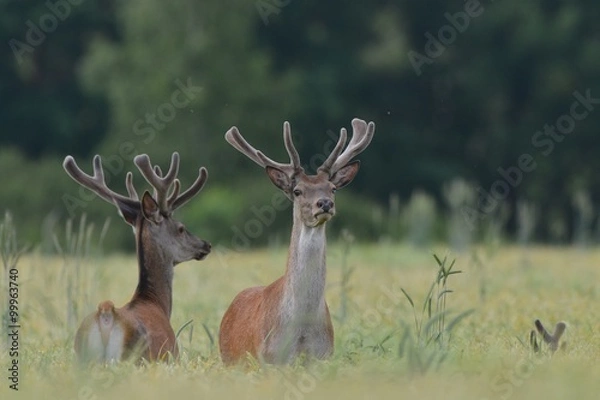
[219, 118, 375, 364]
[64, 152, 211, 363]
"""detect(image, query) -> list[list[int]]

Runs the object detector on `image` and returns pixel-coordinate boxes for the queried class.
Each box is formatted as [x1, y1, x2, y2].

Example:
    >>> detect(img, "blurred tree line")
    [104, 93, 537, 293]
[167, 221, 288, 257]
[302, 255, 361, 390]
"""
[1, 0, 600, 251]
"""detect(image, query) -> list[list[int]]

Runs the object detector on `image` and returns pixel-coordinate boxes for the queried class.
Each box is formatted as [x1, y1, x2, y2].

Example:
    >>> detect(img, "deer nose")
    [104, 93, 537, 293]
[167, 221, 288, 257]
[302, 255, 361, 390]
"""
[317, 198, 333, 213]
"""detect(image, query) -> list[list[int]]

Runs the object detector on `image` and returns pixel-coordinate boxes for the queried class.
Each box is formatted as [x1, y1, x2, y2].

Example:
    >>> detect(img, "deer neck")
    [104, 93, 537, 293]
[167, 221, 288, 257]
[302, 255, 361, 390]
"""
[131, 218, 174, 317]
[281, 205, 328, 322]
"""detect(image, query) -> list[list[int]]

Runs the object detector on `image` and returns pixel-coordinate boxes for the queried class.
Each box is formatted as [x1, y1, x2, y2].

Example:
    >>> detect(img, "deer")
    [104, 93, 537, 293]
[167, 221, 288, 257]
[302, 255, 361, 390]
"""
[218, 118, 375, 365]
[63, 152, 211, 363]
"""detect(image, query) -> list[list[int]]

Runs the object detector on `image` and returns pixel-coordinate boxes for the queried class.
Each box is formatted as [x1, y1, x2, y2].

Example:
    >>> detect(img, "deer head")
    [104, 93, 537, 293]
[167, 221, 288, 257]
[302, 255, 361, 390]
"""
[63, 152, 211, 263]
[225, 118, 375, 228]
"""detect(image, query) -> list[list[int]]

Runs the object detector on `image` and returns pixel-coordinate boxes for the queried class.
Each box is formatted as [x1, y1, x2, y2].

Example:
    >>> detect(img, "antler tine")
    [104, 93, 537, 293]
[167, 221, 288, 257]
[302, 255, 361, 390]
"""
[63, 155, 138, 207]
[151, 166, 163, 199]
[162, 152, 179, 182]
[134, 152, 180, 213]
[225, 125, 302, 176]
[170, 167, 208, 211]
[327, 118, 375, 175]
[125, 172, 139, 200]
[225, 127, 270, 168]
[318, 127, 348, 174]
[283, 121, 302, 170]
[534, 320, 553, 344]
[530, 329, 540, 352]
[553, 322, 566, 339]
[550, 322, 567, 352]
[534, 319, 566, 352]
[167, 179, 181, 206]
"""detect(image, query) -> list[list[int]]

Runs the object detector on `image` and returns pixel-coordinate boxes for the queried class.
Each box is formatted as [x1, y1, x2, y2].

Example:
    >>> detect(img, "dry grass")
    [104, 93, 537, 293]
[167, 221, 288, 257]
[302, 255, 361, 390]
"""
[2, 242, 600, 399]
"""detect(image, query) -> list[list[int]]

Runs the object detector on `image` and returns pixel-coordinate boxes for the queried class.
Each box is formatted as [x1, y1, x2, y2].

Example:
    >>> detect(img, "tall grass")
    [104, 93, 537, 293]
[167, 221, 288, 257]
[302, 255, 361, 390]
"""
[517, 199, 537, 268]
[516, 199, 537, 247]
[398, 254, 474, 374]
[0, 211, 27, 349]
[443, 178, 476, 252]
[52, 215, 110, 329]
[572, 189, 594, 247]
[404, 190, 437, 248]
[337, 229, 355, 324]
[6, 242, 600, 399]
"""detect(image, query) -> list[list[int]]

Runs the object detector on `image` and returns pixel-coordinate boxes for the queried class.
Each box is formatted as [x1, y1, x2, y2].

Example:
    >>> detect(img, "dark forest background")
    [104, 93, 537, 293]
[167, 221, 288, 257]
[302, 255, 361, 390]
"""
[2, 0, 600, 251]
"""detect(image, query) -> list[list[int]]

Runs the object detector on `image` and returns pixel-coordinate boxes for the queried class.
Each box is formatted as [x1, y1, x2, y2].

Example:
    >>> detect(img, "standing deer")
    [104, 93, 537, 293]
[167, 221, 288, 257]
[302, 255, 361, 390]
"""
[219, 118, 375, 364]
[64, 152, 211, 363]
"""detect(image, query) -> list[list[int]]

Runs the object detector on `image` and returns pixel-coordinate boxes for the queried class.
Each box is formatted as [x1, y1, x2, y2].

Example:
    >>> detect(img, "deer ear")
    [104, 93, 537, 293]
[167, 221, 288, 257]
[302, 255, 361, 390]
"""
[330, 160, 360, 189]
[115, 199, 139, 226]
[141, 191, 163, 223]
[266, 166, 292, 192]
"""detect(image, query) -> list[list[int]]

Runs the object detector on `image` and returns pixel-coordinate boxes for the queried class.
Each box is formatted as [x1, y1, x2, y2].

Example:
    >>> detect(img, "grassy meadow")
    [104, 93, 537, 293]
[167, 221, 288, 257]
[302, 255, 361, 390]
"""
[2, 239, 600, 399]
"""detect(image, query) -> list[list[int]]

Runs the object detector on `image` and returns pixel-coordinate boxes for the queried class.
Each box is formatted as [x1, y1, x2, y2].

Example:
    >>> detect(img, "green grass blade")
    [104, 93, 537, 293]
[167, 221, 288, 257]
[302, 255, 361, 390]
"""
[401, 288, 415, 308]
[444, 309, 475, 334]
[422, 311, 447, 337]
[201, 322, 215, 347]
[175, 319, 194, 341]
[397, 325, 411, 358]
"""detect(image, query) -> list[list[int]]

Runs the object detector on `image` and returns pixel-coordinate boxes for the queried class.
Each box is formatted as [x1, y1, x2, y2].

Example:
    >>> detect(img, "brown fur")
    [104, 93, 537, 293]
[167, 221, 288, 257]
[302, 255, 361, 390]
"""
[219, 274, 335, 364]
[219, 177, 338, 365]
[65, 153, 210, 364]
[219, 119, 373, 365]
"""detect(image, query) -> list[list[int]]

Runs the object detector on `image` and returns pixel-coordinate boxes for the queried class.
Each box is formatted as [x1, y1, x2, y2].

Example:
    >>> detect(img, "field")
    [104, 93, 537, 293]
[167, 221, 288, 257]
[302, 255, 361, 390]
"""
[2, 241, 600, 399]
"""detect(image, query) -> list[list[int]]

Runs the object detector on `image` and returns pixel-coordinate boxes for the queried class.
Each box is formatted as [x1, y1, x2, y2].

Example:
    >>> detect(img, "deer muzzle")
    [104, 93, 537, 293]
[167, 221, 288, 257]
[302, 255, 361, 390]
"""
[194, 241, 212, 260]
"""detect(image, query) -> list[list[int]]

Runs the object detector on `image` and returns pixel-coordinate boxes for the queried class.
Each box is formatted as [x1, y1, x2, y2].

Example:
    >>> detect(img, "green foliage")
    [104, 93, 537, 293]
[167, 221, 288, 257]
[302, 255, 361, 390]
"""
[0, 0, 114, 157]
[404, 190, 437, 247]
[0, 149, 72, 248]
[1, 0, 600, 249]
[571, 189, 595, 247]
[517, 199, 537, 246]
[443, 178, 477, 252]
[180, 185, 247, 245]
[332, 192, 387, 242]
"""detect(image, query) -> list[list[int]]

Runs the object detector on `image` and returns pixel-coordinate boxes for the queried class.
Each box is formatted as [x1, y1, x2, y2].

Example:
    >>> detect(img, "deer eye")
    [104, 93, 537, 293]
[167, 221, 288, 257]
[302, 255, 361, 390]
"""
[293, 189, 302, 197]
[332, 188, 337, 194]
[177, 225, 185, 234]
